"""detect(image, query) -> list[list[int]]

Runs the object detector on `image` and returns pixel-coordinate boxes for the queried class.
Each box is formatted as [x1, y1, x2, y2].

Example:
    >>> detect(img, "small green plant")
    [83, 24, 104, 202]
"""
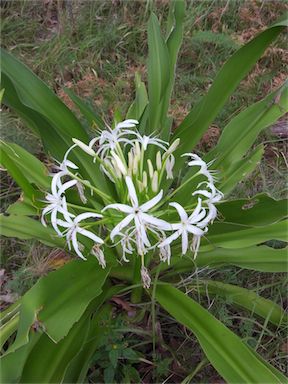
[0, 1, 287, 383]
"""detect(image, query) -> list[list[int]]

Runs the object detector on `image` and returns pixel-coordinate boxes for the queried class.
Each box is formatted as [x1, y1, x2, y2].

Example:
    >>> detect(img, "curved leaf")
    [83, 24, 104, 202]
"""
[5, 257, 109, 354]
[0, 214, 64, 247]
[1, 141, 49, 190]
[217, 144, 264, 195]
[19, 314, 89, 383]
[64, 88, 105, 130]
[197, 280, 287, 326]
[1, 48, 86, 141]
[216, 194, 287, 227]
[211, 83, 287, 171]
[162, 245, 287, 273]
[156, 284, 286, 383]
[172, 17, 287, 172]
[205, 220, 287, 248]
[147, 13, 170, 134]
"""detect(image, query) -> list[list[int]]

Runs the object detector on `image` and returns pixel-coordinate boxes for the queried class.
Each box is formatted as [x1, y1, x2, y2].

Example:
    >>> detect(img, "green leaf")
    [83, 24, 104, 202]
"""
[126, 73, 148, 121]
[1, 53, 113, 202]
[64, 87, 105, 130]
[156, 284, 286, 383]
[160, 0, 185, 139]
[219, 145, 264, 194]
[5, 257, 109, 353]
[216, 194, 288, 227]
[0, 333, 41, 383]
[63, 301, 116, 383]
[6, 198, 38, 216]
[1, 49, 86, 141]
[19, 314, 89, 383]
[1, 141, 49, 190]
[164, 246, 287, 274]
[0, 214, 64, 247]
[211, 82, 288, 173]
[147, 13, 170, 134]
[0, 144, 37, 201]
[205, 220, 287, 248]
[172, 18, 287, 172]
[197, 280, 287, 326]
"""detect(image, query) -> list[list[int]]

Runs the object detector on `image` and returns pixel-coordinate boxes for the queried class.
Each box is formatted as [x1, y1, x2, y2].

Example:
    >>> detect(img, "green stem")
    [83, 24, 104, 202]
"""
[67, 202, 101, 213]
[130, 256, 143, 304]
[151, 264, 161, 363]
[68, 172, 113, 203]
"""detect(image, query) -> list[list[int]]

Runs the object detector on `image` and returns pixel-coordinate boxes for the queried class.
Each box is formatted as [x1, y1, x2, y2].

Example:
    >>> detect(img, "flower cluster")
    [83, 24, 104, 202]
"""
[41, 119, 223, 287]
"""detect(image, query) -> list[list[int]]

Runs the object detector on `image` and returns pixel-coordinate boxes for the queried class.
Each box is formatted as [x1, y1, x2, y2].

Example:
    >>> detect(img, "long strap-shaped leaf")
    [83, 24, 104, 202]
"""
[161, 245, 287, 273]
[1, 54, 114, 201]
[216, 193, 288, 226]
[171, 17, 287, 172]
[196, 280, 287, 327]
[147, 13, 170, 134]
[1, 49, 86, 141]
[156, 284, 286, 383]
[4, 257, 109, 355]
[0, 214, 65, 248]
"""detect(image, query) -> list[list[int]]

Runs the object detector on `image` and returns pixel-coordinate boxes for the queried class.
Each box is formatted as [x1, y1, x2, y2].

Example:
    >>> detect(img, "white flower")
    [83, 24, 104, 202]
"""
[55, 144, 78, 176]
[41, 194, 74, 236]
[103, 176, 171, 254]
[57, 212, 104, 260]
[130, 132, 168, 151]
[41, 177, 77, 236]
[193, 182, 223, 226]
[158, 201, 204, 255]
[96, 119, 139, 158]
[183, 153, 217, 183]
[114, 230, 136, 262]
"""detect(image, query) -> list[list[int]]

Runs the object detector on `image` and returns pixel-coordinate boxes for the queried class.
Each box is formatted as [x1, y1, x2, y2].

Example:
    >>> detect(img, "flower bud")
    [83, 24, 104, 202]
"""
[72, 138, 96, 157]
[156, 151, 162, 171]
[147, 159, 154, 179]
[152, 171, 158, 192]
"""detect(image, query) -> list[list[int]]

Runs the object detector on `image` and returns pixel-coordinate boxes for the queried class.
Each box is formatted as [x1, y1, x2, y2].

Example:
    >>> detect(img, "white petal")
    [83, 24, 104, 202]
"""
[135, 215, 150, 247]
[51, 173, 61, 196]
[141, 213, 171, 230]
[51, 208, 63, 236]
[64, 160, 78, 170]
[74, 212, 103, 224]
[192, 189, 211, 199]
[102, 203, 133, 213]
[158, 230, 181, 247]
[169, 202, 188, 222]
[125, 176, 138, 207]
[188, 198, 204, 222]
[187, 224, 204, 236]
[181, 230, 188, 255]
[110, 214, 134, 241]
[140, 190, 163, 212]
[58, 179, 77, 195]
[56, 218, 72, 228]
[71, 231, 86, 260]
[78, 228, 104, 244]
